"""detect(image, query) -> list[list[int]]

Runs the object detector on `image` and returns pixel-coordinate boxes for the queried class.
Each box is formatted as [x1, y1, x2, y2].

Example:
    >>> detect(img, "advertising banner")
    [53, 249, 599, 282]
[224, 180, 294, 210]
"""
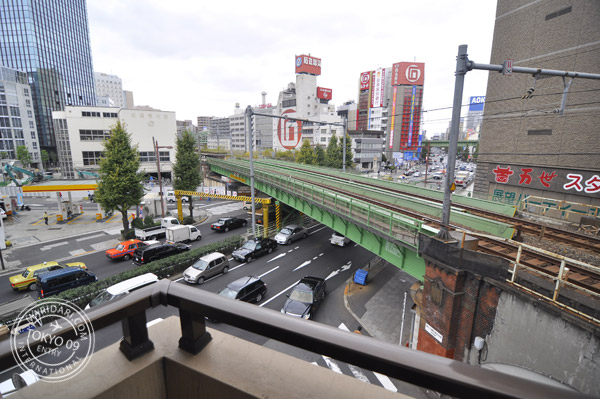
[295, 55, 321, 75]
[317, 87, 332, 100]
[370, 68, 385, 108]
[392, 62, 425, 86]
[469, 96, 486, 111]
[360, 71, 371, 91]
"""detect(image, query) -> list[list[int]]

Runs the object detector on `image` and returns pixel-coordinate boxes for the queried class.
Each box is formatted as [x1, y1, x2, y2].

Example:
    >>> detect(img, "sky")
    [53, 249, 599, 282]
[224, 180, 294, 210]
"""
[87, 0, 498, 136]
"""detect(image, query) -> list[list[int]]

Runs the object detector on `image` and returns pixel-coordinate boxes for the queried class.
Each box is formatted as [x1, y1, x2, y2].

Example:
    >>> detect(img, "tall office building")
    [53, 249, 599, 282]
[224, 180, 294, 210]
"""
[0, 0, 96, 155]
[94, 72, 124, 108]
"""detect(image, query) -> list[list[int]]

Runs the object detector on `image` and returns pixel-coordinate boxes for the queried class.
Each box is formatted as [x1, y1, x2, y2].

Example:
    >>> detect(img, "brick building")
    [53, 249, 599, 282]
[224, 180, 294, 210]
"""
[473, 0, 600, 211]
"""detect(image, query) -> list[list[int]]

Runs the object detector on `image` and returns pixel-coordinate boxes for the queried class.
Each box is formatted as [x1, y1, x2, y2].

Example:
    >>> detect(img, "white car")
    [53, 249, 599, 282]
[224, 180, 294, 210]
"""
[0, 208, 6, 219]
[330, 232, 351, 247]
[0, 369, 39, 396]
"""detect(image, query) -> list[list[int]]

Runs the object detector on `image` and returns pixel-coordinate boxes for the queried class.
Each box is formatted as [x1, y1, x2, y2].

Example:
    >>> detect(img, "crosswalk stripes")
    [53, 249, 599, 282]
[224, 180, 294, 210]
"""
[206, 202, 244, 216]
[307, 323, 398, 392]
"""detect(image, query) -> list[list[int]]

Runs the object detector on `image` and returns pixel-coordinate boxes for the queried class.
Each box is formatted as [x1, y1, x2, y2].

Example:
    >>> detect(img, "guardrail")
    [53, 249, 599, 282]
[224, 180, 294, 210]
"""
[0, 280, 583, 399]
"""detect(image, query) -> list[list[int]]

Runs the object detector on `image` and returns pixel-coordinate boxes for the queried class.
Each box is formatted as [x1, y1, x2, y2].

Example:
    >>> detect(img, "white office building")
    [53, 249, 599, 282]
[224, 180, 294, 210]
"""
[52, 106, 176, 179]
[0, 65, 42, 167]
[94, 72, 125, 108]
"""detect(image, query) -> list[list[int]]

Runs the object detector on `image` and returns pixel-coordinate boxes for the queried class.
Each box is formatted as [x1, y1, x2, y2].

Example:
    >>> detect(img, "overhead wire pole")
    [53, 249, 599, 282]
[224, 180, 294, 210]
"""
[246, 105, 257, 237]
[437, 44, 600, 241]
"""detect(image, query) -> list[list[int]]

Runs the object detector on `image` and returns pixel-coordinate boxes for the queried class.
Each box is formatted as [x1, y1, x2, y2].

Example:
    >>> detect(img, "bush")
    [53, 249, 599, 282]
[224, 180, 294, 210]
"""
[121, 229, 135, 240]
[144, 215, 156, 227]
[56, 235, 244, 309]
[131, 217, 144, 229]
[183, 216, 195, 225]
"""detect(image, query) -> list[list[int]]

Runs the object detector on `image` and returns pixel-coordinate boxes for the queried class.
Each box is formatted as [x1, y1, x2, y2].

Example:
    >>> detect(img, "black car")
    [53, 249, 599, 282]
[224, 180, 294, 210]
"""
[132, 242, 190, 265]
[218, 276, 267, 303]
[281, 276, 326, 319]
[211, 217, 248, 232]
[232, 238, 277, 262]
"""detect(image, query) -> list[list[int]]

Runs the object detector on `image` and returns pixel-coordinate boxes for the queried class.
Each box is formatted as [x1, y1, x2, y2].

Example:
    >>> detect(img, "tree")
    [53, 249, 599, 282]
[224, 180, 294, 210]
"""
[95, 121, 145, 234]
[48, 151, 57, 166]
[16, 146, 32, 168]
[296, 140, 314, 164]
[339, 134, 353, 169]
[173, 130, 202, 219]
[314, 145, 325, 166]
[41, 150, 49, 168]
[325, 134, 341, 168]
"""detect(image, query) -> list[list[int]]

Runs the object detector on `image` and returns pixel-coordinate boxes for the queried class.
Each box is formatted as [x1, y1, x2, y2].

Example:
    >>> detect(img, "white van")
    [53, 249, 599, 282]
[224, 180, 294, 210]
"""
[86, 273, 159, 309]
[166, 191, 188, 203]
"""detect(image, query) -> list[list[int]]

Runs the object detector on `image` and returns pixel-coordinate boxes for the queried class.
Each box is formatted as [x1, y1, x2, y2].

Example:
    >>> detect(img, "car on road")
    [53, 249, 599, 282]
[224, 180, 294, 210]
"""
[132, 242, 190, 265]
[281, 276, 326, 319]
[412, 171, 421, 177]
[105, 239, 147, 261]
[211, 217, 247, 232]
[232, 238, 277, 263]
[274, 224, 307, 245]
[9, 261, 87, 291]
[432, 172, 444, 180]
[330, 231, 351, 247]
[183, 252, 230, 284]
[37, 267, 97, 299]
[0, 208, 6, 219]
[86, 273, 159, 309]
[0, 369, 39, 396]
[218, 275, 267, 303]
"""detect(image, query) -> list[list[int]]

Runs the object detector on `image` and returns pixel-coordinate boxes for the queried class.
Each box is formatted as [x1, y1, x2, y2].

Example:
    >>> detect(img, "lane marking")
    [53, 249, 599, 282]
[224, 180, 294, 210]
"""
[259, 280, 299, 307]
[258, 266, 279, 278]
[75, 233, 106, 242]
[69, 249, 87, 256]
[348, 365, 370, 383]
[309, 226, 327, 235]
[322, 356, 343, 374]
[373, 372, 398, 392]
[293, 260, 311, 272]
[287, 249, 293, 253]
[267, 253, 286, 263]
[40, 241, 69, 251]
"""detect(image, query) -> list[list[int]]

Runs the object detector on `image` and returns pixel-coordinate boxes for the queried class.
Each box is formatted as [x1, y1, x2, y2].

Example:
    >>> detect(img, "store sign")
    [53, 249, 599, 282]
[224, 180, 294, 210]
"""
[392, 62, 425, 85]
[295, 54, 321, 75]
[469, 96, 486, 111]
[425, 323, 443, 344]
[370, 68, 385, 108]
[277, 109, 303, 149]
[317, 87, 332, 100]
[360, 71, 371, 91]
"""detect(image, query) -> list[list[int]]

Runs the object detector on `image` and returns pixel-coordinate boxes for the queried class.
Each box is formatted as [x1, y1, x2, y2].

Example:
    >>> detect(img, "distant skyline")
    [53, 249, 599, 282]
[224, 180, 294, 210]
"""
[88, 0, 497, 135]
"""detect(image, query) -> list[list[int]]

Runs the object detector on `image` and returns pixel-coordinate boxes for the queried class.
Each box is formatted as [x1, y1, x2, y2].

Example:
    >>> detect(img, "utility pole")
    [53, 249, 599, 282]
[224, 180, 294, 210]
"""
[246, 106, 257, 237]
[437, 44, 600, 240]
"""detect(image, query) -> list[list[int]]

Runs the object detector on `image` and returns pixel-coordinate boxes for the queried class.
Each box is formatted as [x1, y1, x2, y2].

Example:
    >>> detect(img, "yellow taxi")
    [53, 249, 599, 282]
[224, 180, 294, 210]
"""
[9, 261, 87, 291]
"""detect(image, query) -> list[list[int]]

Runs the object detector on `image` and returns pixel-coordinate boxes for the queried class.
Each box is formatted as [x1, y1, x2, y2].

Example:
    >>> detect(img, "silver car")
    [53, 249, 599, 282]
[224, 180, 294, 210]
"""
[274, 224, 307, 245]
[183, 252, 229, 284]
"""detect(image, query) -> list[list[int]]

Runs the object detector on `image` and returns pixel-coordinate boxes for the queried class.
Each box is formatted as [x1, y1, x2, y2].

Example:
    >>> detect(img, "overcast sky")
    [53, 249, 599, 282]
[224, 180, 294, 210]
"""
[87, 0, 497, 136]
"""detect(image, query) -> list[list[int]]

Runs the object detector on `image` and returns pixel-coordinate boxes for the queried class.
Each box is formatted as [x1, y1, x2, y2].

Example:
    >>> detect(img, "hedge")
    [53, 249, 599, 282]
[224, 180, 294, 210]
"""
[55, 235, 244, 309]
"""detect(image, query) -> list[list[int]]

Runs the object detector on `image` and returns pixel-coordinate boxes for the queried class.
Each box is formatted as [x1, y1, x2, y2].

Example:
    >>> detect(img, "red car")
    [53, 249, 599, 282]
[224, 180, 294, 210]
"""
[105, 239, 146, 261]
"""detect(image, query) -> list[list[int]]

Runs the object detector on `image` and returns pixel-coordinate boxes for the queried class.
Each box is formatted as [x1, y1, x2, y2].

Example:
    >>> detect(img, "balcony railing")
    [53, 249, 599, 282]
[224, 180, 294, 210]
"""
[0, 279, 583, 399]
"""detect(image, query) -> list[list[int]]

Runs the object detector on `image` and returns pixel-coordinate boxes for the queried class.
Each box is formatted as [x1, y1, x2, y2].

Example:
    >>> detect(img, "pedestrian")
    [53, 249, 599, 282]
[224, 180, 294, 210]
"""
[44, 211, 48, 225]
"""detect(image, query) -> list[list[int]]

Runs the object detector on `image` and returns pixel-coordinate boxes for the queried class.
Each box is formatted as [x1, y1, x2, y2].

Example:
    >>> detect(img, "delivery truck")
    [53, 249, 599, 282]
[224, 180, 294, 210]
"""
[166, 225, 201, 243]
[134, 217, 180, 240]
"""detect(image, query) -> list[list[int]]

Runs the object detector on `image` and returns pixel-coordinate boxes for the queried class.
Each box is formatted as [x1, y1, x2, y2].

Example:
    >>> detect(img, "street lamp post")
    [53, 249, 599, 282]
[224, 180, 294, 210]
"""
[152, 136, 173, 218]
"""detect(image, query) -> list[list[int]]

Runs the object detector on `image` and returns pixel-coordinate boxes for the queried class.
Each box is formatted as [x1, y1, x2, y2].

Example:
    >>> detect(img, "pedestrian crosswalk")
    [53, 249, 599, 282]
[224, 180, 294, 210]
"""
[205, 202, 244, 216]
[308, 323, 398, 392]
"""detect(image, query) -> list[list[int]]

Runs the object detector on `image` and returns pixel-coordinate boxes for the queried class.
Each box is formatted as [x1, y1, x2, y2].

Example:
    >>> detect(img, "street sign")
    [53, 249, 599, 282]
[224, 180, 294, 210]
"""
[503, 59, 514, 76]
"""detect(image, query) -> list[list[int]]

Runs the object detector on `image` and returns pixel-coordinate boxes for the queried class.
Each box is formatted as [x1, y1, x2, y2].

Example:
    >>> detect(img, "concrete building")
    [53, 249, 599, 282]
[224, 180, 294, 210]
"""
[348, 130, 385, 170]
[197, 116, 212, 131]
[123, 90, 135, 108]
[52, 106, 176, 179]
[176, 120, 197, 136]
[0, 65, 42, 168]
[94, 72, 124, 108]
[474, 0, 600, 209]
[210, 117, 230, 137]
[0, 0, 96, 154]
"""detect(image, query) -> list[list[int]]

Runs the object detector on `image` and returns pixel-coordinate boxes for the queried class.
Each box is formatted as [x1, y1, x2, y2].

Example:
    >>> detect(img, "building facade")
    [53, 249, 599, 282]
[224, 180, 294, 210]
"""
[0, 0, 96, 154]
[474, 0, 600, 209]
[94, 72, 124, 108]
[52, 106, 176, 179]
[0, 65, 42, 167]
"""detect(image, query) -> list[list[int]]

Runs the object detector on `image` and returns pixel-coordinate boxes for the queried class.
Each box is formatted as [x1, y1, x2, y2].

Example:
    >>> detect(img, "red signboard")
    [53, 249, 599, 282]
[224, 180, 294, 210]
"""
[359, 71, 371, 91]
[392, 62, 425, 86]
[295, 55, 321, 75]
[317, 87, 332, 100]
[277, 109, 303, 150]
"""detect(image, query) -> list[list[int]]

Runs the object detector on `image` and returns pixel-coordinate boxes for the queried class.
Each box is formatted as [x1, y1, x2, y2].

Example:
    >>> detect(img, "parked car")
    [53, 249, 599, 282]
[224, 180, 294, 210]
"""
[211, 217, 247, 232]
[86, 273, 159, 309]
[274, 224, 307, 245]
[330, 232, 351, 247]
[0, 369, 39, 397]
[281, 276, 326, 319]
[232, 238, 277, 262]
[218, 276, 267, 303]
[9, 261, 87, 291]
[0, 208, 6, 219]
[105, 239, 147, 261]
[37, 268, 97, 299]
[132, 242, 190, 265]
[183, 252, 229, 284]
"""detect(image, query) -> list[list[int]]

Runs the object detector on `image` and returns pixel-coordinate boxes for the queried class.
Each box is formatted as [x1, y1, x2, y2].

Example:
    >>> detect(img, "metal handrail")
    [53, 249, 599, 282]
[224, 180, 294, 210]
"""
[0, 279, 585, 399]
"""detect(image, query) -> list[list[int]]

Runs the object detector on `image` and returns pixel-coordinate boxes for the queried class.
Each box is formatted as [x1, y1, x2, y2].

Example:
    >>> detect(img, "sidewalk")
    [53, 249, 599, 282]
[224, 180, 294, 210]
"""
[343, 259, 419, 347]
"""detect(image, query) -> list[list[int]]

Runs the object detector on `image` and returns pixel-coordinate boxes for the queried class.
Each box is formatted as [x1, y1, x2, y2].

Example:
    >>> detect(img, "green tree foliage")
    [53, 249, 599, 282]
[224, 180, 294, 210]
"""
[40, 150, 49, 168]
[95, 121, 145, 234]
[325, 134, 341, 168]
[296, 140, 314, 164]
[314, 145, 325, 166]
[16, 145, 32, 167]
[173, 130, 202, 218]
[471, 143, 479, 161]
[275, 150, 295, 162]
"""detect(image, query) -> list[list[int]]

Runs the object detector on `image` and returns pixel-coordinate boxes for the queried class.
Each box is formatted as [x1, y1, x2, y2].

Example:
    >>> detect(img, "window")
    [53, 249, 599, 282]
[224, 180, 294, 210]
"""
[27, 110, 33, 118]
[528, 129, 552, 136]
[26, 99, 31, 107]
[29, 121, 34, 129]
[9, 106, 19, 117]
[32, 142, 37, 149]
[82, 151, 104, 165]
[102, 112, 118, 118]
[79, 129, 111, 141]
[139, 152, 156, 162]
[82, 111, 101, 117]
[23, 88, 29, 97]
[31, 131, 36, 139]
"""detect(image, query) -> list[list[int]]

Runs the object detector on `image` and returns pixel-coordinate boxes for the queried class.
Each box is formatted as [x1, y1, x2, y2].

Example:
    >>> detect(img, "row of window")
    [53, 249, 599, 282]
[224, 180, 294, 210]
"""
[82, 151, 171, 165]
[80, 129, 111, 141]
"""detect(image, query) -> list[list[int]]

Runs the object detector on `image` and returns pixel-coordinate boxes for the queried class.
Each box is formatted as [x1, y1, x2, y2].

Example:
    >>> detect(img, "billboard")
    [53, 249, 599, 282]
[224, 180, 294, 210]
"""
[370, 68, 385, 108]
[295, 55, 321, 75]
[317, 87, 332, 100]
[469, 96, 486, 111]
[392, 62, 425, 86]
[277, 109, 303, 150]
[359, 71, 371, 91]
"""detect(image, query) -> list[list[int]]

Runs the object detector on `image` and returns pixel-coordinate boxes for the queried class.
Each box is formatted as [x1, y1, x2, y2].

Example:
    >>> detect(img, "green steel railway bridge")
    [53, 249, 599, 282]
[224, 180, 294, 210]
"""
[205, 158, 514, 281]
